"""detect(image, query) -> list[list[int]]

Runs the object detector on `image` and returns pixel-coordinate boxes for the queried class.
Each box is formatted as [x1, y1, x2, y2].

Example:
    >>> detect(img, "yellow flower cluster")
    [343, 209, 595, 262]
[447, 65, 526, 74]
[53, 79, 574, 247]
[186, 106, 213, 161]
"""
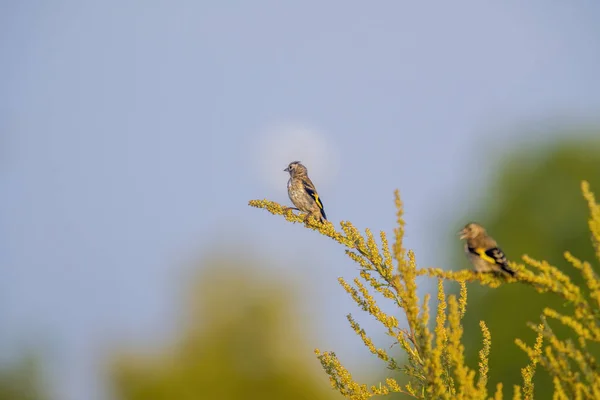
[249, 181, 600, 399]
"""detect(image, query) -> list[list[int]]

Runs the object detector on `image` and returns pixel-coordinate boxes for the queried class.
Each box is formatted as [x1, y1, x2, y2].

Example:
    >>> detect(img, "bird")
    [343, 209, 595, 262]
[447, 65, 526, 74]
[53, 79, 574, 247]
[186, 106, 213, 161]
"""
[459, 222, 515, 276]
[283, 161, 327, 224]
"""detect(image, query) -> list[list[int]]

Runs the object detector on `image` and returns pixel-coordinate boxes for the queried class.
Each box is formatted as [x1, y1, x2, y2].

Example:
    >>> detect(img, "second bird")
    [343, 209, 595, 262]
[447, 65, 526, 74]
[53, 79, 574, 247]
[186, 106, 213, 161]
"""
[284, 161, 327, 223]
[459, 222, 515, 276]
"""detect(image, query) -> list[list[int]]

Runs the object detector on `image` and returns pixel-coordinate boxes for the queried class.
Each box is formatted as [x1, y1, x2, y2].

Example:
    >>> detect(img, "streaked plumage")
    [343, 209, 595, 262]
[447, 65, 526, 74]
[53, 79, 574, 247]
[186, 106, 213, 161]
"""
[284, 161, 327, 223]
[459, 222, 515, 276]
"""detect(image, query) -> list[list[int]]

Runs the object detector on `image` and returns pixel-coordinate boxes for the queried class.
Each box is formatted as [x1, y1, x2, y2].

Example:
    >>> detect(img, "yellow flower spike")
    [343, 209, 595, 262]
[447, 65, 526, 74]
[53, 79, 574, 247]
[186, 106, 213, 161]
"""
[338, 277, 373, 315]
[512, 385, 520, 400]
[399, 251, 421, 339]
[514, 339, 532, 360]
[316, 349, 419, 399]
[369, 383, 390, 396]
[564, 251, 583, 269]
[354, 278, 378, 312]
[516, 257, 586, 304]
[447, 295, 471, 397]
[396, 331, 421, 367]
[434, 280, 447, 329]
[592, 380, 600, 400]
[564, 253, 600, 292]
[380, 287, 396, 300]
[405, 382, 417, 397]
[458, 280, 468, 319]
[427, 279, 447, 398]
[347, 314, 390, 362]
[365, 228, 383, 268]
[581, 181, 600, 260]
[581, 261, 600, 310]
[347, 278, 398, 331]
[576, 382, 591, 400]
[390, 274, 407, 299]
[522, 256, 574, 287]
[547, 333, 595, 385]
[392, 189, 407, 265]
[418, 267, 506, 288]
[478, 321, 491, 396]
[551, 345, 570, 375]
[385, 378, 402, 392]
[421, 293, 431, 329]
[543, 346, 564, 382]
[543, 308, 592, 340]
[565, 251, 600, 310]
[358, 270, 381, 292]
[380, 231, 394, 274]
[346, 250, 374, 270]
[249, 199, 359, 246]
[552, 376, 568, 400]
[314, 349, 373, 400]
[492, 382, 503, 400]
[411, 292, 434, 379]
[341, 221, 366, 250]
[519, 324, 544, 400]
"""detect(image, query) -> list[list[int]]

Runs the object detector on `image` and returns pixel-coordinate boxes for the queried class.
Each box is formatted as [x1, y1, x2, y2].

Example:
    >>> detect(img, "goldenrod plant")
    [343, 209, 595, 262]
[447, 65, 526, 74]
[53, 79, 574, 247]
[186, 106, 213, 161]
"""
[250, 181, 600, 399]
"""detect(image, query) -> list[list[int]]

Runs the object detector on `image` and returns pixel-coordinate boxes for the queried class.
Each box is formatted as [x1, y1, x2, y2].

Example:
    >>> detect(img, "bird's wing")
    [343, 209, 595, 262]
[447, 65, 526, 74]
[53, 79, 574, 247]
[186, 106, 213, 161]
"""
[468, 246, 514, 276]
[302, 179, 327, 220]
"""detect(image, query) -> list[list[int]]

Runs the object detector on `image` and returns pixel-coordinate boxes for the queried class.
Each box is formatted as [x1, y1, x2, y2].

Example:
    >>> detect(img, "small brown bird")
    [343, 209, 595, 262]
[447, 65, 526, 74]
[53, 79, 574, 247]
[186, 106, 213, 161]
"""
[283, 161, 327, 223]
[459, 222, 515, 276]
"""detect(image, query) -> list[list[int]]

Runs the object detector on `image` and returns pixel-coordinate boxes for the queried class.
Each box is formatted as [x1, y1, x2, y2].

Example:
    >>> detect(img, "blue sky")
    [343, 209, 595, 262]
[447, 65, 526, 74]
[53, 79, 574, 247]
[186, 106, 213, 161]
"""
[3, 2, 600, 399]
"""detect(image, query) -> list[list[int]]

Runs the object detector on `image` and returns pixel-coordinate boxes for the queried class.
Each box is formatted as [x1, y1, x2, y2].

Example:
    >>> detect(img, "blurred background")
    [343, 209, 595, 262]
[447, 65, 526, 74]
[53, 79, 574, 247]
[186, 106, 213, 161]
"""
[2, 2, 600, 399]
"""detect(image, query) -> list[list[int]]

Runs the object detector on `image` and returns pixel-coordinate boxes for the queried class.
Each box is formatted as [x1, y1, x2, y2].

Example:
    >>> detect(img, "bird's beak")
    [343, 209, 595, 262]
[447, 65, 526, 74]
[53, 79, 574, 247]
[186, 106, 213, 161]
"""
[458, 229, 467, 240]
[284, 167, 289, 172]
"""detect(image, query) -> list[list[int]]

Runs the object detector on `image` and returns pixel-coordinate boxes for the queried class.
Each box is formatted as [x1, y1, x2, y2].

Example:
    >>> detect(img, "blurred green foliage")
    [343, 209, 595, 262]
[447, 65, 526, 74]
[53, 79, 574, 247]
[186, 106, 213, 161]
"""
[456, 136, 600, 397]
[0, 355, 46, 400]
[111, 256, 338, 400]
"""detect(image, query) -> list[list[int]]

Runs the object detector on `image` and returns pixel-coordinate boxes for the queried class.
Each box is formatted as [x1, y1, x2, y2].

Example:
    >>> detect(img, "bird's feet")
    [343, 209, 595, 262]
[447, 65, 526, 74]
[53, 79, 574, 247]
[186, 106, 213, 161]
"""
[282, 207, 298, 218]
[302, 212, 313, 224]
[303, 212, 327, 225]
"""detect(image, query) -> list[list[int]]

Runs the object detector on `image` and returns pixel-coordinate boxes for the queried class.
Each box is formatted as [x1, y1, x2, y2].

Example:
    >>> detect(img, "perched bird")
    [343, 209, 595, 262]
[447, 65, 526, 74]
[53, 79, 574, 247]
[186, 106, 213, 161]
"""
[283, 161, 327, 223]
[459, 222, 515, 276]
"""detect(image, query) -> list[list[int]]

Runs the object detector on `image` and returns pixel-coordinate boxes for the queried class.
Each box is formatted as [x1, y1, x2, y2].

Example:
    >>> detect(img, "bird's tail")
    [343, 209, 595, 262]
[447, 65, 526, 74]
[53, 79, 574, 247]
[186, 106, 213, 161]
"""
[319, 208, 327, 223]
[502, 264, 516, 277]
